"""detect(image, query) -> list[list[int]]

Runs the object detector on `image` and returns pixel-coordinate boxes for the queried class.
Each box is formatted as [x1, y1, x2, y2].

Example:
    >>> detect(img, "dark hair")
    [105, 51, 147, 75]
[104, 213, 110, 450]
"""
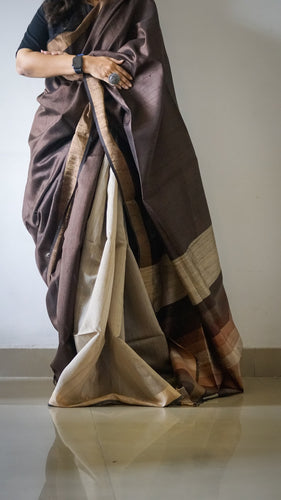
[43, 0, 84, 25]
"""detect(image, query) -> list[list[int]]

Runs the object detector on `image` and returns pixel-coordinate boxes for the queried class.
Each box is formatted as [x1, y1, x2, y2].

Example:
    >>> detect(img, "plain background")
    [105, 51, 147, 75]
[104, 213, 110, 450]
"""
[0, 0, 280, 348]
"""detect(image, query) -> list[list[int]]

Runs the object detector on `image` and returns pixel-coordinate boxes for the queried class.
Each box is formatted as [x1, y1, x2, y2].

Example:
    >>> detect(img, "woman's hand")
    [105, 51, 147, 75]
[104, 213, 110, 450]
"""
[83, 55, 133, 90]
[16, 49, 133, 89]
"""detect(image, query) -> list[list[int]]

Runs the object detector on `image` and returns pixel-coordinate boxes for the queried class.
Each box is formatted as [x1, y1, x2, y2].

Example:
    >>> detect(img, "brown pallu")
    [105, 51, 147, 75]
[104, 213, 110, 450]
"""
[22, 0, 243, 406]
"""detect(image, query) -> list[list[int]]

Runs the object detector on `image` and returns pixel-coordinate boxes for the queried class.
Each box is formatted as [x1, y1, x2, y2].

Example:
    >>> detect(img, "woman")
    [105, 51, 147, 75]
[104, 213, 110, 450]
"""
[16, 0, 243, 407]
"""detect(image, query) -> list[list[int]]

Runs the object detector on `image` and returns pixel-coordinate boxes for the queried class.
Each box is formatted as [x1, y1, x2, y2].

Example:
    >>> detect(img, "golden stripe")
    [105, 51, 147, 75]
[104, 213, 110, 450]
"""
[141, 226, 221, 309]
[47, 104, 92, 284]
[140, 252, 187, 311]
[86, 76, 152, 267]
[173, 226, 221, 305]
[57, 104, 92, 221]
[50, 387, 181, 408]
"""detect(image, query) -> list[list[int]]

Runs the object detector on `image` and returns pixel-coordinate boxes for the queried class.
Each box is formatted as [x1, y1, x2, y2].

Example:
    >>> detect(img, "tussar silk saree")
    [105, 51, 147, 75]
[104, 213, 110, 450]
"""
[22, 0, 243, 407]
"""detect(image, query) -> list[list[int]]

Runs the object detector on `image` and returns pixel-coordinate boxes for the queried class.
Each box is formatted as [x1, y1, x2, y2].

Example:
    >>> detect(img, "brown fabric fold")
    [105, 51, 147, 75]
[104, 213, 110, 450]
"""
[22, 0, 243, 405]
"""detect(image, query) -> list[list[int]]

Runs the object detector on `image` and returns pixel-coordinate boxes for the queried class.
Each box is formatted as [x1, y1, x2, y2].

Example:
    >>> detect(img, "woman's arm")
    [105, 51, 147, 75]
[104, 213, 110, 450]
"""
[16, 49, 75, 78]
[16, 49, 133, 89]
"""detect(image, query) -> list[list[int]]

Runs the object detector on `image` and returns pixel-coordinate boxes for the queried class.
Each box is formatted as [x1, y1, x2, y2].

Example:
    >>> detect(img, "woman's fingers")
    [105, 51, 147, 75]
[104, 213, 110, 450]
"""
[109, 67, 133, 89]
[114, 64, 133, 81]
[86, 55, 133, 89]
[108, 57, 133, 83]
[109, 58, 124, 64]
[111, 78, 132, 89]
[106, 71, 132, 89]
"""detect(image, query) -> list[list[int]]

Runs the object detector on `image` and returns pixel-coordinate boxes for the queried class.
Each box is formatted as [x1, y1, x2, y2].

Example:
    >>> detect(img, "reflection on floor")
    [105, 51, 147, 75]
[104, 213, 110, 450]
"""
[0, 377, 280, 500]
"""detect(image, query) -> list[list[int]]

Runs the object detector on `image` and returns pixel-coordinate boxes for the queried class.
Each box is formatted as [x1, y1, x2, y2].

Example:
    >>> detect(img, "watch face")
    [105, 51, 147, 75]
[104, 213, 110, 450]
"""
[73, 55, 83, 74]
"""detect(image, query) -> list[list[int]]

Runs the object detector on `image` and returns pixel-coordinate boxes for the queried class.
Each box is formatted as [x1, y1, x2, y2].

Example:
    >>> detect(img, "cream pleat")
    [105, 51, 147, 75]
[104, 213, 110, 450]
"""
[49, 157, 182, 407]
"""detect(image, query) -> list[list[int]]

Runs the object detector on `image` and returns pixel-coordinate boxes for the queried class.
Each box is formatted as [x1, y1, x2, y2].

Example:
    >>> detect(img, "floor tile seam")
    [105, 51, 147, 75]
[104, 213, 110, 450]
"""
[90, 408, 118, 500]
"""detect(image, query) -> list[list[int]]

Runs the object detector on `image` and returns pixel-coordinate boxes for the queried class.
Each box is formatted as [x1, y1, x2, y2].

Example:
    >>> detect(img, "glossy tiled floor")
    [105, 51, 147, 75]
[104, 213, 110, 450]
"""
[0, 378, 281, 500]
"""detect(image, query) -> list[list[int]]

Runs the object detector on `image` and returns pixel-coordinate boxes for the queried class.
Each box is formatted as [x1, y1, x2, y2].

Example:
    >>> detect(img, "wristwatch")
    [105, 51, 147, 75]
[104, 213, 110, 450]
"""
[72, 54, 84, 74]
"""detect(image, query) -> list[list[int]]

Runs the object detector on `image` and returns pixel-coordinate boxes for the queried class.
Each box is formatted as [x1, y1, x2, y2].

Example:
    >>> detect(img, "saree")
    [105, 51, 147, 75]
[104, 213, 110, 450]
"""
[22, 0, 243, 406]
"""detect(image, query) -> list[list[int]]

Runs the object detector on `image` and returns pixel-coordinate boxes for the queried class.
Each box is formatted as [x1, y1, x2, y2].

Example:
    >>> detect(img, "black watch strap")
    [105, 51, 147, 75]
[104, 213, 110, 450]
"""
[72, 54, 84, 74]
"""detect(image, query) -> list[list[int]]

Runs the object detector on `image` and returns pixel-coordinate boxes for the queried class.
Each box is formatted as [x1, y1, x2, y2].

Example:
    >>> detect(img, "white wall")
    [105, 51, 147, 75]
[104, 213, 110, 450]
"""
[157, 0, 281, 348]
[0, 0, 57, 347]
[1, 0, 280, 348]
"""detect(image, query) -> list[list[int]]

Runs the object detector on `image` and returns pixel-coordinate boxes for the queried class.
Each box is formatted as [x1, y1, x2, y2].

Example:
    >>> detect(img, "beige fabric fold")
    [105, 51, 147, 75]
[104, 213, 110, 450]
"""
[49, 157, 182, 408]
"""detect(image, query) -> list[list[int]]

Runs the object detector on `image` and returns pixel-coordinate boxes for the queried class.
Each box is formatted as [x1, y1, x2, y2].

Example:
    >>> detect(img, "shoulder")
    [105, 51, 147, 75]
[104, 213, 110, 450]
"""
[37, 3, 48, 22]
[17, 3, 49, 53]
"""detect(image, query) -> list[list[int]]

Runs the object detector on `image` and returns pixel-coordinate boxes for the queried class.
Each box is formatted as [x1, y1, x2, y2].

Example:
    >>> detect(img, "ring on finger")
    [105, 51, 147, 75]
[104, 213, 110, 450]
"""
[108, 73, 121, 85]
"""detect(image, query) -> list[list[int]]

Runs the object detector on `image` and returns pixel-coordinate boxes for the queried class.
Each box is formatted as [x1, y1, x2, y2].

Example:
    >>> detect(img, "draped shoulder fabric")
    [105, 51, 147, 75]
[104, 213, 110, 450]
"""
[22, 0, 243, 407]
